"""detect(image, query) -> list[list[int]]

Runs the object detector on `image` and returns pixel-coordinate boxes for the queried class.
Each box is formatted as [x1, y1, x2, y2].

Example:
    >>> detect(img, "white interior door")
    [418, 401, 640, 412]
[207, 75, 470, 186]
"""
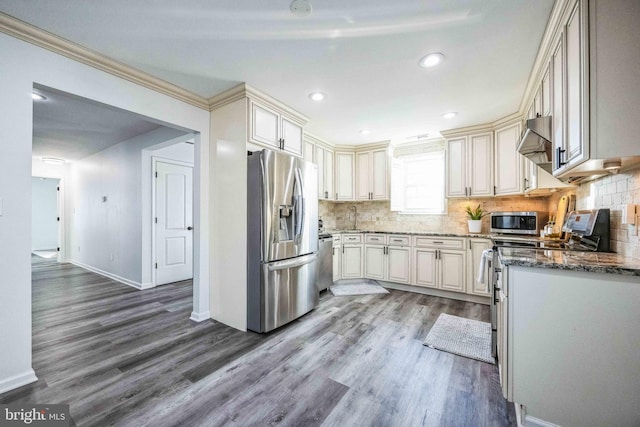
[155, 160, 193, 285]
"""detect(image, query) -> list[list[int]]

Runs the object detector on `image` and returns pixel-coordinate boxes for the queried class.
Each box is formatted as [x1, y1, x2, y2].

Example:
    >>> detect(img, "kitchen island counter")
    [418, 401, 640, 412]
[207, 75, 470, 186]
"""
[498, 247, 640, 276]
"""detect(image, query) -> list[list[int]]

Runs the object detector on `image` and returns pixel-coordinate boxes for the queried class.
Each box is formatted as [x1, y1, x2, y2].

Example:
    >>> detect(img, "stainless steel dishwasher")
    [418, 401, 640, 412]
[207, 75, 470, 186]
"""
[317, 233, 333, 292]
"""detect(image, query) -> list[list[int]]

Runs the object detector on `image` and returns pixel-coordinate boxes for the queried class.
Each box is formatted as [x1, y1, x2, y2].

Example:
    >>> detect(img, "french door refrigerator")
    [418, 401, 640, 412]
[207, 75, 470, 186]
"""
[247, 149, 319, 333]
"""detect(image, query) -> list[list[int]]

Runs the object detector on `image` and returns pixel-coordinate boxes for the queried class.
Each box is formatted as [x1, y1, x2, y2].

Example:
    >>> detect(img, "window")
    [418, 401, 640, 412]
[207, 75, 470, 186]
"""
[391, 150, 446, 214]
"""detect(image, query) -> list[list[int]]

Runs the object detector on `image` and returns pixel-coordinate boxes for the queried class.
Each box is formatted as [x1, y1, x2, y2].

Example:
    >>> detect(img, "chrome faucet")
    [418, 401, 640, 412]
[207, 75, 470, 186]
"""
[349, 205, 357, 230]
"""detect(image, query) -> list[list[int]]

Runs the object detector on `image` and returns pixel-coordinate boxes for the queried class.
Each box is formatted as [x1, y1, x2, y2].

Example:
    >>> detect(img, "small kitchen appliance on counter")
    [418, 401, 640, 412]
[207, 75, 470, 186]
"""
[490, 211, 548, 235]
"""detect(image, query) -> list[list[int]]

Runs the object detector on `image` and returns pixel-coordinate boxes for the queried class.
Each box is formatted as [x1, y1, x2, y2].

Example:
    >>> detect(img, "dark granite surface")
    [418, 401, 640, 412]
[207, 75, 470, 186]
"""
[498, 247, 640, 276]
[324, 229, 491, 238]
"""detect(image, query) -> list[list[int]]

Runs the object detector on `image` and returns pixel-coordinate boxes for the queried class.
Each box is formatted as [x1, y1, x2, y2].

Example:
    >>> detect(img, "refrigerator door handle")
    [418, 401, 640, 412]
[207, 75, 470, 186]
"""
[267, 253, 318, 271]
[293, 167, 305, 242]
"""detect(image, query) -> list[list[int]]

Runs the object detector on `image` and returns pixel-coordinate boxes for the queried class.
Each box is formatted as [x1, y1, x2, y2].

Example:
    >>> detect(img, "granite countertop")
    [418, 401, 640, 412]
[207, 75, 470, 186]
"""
[323, 229, 492, 239]
[498, 247, 640, 276]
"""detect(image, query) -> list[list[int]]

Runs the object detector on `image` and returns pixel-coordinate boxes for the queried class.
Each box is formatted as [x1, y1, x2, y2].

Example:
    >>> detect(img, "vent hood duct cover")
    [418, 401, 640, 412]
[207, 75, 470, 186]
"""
[517, 116, 553, 173]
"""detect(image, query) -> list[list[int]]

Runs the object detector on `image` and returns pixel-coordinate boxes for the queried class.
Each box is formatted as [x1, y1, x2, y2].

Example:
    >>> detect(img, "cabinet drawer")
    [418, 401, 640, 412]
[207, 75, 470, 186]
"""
[332, 234, 342, 243]
[413, 236, 465, 249]
[387, 235, 410, 246]
[365, 234, 387, 245]
[342, 234, 362, 244]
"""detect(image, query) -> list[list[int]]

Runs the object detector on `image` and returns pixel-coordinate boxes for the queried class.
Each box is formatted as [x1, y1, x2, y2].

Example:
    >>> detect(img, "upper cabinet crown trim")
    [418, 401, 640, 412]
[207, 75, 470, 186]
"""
[208, 83, 309, 124]
[441, 113, 521, 138]
[0, 12, 210, 110]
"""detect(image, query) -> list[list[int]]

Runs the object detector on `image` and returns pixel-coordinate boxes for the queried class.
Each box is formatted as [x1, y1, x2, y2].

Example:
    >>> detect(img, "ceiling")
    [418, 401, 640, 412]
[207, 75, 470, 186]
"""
[32, 87, 169, 161]
[2, 0, 555, 146]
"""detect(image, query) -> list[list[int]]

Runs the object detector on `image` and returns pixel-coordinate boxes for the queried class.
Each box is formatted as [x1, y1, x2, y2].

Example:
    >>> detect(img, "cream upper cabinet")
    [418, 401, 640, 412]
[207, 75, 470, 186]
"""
[446, 133, 493, 198]
[303, 140, 314, 163]
[541, 66, 551, 116]
[335, 152, 355, 201]
[356, 148, 388, 200]
[467, 238, 492, 297]
[551, 34, 565, 173]
[315, 144, 335, 200]
[249, 100, 304, 157]
[494, 123, 523, 196]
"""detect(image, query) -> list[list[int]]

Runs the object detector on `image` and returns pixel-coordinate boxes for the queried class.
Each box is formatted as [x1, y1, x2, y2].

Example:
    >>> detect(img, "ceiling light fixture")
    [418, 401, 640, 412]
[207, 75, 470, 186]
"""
[442, 112, 458, 119]
[32, 93, 47, 101]
[360, 129, 371, 135]
[42, 157, 65, 165]
[290, 0, 312, 17]
[419, 52, 445, 68]
[309, 92, 325, 102]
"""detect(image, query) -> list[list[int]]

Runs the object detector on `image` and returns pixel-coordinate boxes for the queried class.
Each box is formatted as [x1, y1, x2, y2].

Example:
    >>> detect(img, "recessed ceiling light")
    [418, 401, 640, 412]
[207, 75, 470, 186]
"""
[309, 92, 325, 102]
[419, 52, 445, 68]
[360, 129, 371, 135]
[290, 0, 312, 17]
[442, 112, 458, 119]
[42, 157, 65, 165]
[32, 93, 47, 101]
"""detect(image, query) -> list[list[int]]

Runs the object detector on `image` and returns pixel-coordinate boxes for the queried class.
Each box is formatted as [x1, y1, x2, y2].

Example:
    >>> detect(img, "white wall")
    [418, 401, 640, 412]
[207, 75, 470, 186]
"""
[0, 32, 211, 394]
[31, 177, 59, 251]
[68, 127, 187, 287]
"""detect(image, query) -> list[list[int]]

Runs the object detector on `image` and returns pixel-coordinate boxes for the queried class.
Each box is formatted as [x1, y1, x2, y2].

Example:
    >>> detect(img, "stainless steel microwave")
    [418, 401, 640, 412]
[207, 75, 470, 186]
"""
[490, 211, 548, 235]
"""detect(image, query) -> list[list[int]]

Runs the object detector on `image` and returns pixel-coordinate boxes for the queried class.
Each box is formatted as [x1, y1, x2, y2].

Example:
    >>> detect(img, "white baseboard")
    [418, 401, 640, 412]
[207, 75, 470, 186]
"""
[69, 259, 144, 290]
[379, 281, 490, 305]
[0, 370, 38, 395]
[190, 311, 211, 322]
[516, 403, 560, 427]
[140, 282, 156, 290]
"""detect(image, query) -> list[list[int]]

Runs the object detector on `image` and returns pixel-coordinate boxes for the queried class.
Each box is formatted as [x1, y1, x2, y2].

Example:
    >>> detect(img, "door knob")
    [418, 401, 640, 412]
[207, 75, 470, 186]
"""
[187, 226, 193, 231]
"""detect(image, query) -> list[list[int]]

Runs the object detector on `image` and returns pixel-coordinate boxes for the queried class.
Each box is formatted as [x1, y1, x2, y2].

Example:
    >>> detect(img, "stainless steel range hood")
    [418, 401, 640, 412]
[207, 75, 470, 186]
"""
[517, 116, 553, 173]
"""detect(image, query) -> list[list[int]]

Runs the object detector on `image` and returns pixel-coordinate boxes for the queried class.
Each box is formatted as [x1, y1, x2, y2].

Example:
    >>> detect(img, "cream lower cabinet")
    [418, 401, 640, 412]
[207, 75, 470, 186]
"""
[364, 234, 411, 284]
[413, 244, 466, 292]
[332, 236, 341, 282]
[341, 244, 363, 279]
[467, 238, 492, 296]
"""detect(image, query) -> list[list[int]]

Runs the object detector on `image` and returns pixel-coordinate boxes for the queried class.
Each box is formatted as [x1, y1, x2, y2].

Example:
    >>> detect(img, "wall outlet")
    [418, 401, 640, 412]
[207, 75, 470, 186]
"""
[622, 204, 638, 225]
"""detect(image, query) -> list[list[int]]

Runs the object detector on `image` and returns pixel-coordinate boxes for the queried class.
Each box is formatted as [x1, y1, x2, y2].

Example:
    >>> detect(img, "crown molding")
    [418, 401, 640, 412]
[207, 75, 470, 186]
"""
[208, 83, 309, 124]
[303, 131, 334, 148]
[518, 0, 573, 115]
[0, 12, 209, 110]
[440, 123, 495, 138]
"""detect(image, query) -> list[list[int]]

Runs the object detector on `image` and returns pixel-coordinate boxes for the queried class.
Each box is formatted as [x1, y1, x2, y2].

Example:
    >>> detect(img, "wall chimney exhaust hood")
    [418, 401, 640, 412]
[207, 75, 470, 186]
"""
[517, 116, 553, 173]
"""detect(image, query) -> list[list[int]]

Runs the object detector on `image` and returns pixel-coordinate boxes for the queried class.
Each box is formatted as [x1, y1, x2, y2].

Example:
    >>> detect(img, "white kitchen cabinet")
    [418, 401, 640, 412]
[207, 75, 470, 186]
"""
[303, 140, 314, 163]
[335, 152, 355, 201]
[446, 133, 493, 198]
[341, 244, 363, 279]
[249, 100, 304, 157]
[315, 144, 334, 200]
[387, 246, 411, 284]
[364, 245, 385, 280]
[551, 34, 564, 173]
[494, 123, 524, 196]
[332, 234, 342, 282]
[467, 238, 492, 297]
[413, 245, 466, 292]
[541, 66, 551, 116]
[356, 148, 388, 200]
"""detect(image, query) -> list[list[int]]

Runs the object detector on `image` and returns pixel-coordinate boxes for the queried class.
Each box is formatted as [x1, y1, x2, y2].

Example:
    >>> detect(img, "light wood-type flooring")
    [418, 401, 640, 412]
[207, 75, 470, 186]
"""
[0, 256, 515, 426]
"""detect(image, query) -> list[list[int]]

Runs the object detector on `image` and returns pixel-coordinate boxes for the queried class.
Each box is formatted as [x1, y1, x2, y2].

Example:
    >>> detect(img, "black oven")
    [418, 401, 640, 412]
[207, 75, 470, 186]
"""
[490, 211, 548, 235]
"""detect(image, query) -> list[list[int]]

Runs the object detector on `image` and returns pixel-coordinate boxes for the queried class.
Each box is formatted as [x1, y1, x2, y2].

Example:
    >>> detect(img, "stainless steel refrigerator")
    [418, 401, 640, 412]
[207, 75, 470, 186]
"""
[247, 149, 319, 333]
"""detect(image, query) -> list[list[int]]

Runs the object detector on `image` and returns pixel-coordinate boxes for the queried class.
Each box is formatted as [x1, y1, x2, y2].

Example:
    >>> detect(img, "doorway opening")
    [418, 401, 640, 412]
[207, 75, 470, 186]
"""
[31, 177, 61, 262]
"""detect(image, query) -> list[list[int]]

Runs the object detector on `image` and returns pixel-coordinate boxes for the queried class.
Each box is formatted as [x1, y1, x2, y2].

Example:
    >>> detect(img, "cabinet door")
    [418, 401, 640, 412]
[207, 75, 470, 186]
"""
[533, 87, 543, 118]
[341, 244, 363, 279]
[356, 151, 370, 200]
[439, 250, 466, 293]
[552, 36, 565, 173]
[467, 239, 491, 296]
[523, 159, 538, 192]
[335, 152, 355, 201]
[315, 145, 326, 199]
[387, 246, 410, 284]
[325, 150, 334, 201]
[565, 0, 587, 167]
[303, 140, 314, 163]
[364, 245, 385, 280]
[281, 117, 303, 157]
[494, 123, 523, 196]
[332, 245, 341, 282]
[413, 248, 437, 288]
[371, 149, 388, 200]
[250, 102, 280, 148]
[446, 137, 467, 198]
[542, 66, 551, 116]
[469, 134, 493, 197]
